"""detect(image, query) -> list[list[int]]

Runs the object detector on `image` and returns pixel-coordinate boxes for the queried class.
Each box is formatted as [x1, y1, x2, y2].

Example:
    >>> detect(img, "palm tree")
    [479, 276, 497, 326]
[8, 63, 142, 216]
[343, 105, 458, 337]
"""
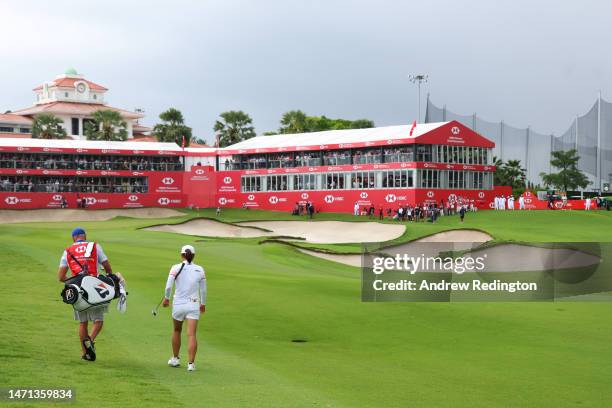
[31, 113, 67, 139]
[153, 108, 192, 147]
[279, 110, 307, 134]
[502, 159, 527, 189]
[492, 156, 506, 186]
[85, 110, 128, 141]
[214, 111, 256, 147]
[540, 149, 590, 192]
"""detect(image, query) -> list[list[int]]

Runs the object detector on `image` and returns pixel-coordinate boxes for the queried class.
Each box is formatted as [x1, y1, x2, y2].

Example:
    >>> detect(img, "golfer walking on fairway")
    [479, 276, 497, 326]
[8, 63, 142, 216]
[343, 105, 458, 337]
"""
[163, 245, 206, 371]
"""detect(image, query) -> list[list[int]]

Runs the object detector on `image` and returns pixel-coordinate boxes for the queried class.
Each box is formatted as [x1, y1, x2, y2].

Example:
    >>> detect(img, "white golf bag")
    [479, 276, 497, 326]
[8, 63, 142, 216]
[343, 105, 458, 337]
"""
[61, 273, 125, 312]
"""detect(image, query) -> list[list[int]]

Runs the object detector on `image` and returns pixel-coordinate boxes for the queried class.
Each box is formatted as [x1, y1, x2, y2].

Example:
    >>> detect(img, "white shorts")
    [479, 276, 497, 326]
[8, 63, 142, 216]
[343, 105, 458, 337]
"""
[74, 305, 108, 323]
[172, 302, 200, 321]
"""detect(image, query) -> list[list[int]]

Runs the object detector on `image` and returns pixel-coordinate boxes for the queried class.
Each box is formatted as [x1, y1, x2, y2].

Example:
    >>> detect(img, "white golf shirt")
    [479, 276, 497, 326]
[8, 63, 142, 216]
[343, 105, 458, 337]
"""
[164, 261, 207, 306]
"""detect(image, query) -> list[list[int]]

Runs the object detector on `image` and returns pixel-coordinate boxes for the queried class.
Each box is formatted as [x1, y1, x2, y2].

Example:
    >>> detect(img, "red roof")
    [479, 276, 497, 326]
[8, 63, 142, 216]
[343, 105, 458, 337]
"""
[11, 102, 143, 119]
[0, 113, 33, 125]
[33, 78, 107, 92]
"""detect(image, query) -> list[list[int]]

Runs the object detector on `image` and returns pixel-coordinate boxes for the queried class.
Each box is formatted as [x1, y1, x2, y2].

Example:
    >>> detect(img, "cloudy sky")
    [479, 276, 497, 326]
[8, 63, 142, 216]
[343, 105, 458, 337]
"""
[1, 0, 610, 143]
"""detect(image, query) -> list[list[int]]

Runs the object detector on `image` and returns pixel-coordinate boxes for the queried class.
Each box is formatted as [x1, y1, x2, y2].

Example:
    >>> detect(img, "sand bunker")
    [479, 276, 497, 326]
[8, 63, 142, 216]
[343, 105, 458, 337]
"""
[300, 229, 493, 267]
[147, 219, 275, 239]
[0, 208, 184, 224]
[466, 244, 601, 272]
[146, 219, 405, 243]
[237, 221, 406, 244]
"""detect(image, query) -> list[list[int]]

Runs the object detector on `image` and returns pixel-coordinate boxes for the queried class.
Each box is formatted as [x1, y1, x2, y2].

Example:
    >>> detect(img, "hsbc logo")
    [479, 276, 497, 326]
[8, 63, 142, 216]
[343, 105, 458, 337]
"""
[99, 171, 105, 175]
[385, 194, 397, 203]
[424, 163, 436, 168]
[43, 170, 49, 174]
[76, 148, 85, 153]
[324, 195, 335, 204]
[85, 197, 97, 205]
[525, 198, 532, 204]
[247, 194, 255, 201]
[223, 176, 232, 184]
[448, 193, 457, 202]
[446, 164, 453, 169]
[309, 167, 315, 171]
[52, 195, 62, 201]
[128, 195, 139, 201]
[360, 192, 368, 199]
[427, 191, 435, 198]
[386, 140, 393, 144]
[5, 196, 18, 205]
[132, 172, 143, 176]
[451, 126, 460, 135]
[158, 197, 170, 205]
[301, 193, 309, 200]
[269, 196, 279, 204]
[162, 177, 175, 185]
[16, 170, 24, 174]
[17, 147, 26, 151]
[478, 191, 485, 198]
[218, 197, 227, 205]
[195, 169, 205, 175]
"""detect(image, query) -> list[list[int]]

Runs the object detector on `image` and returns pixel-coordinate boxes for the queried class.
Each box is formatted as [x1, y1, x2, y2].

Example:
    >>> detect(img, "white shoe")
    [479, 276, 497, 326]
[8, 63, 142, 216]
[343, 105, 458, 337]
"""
[168, 357, 180, 367]
[187, 362, 195, 372]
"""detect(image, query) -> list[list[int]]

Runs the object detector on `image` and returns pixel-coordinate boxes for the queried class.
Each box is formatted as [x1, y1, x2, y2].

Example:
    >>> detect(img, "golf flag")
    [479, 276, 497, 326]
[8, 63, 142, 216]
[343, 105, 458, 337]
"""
[409, 120, 417, 136]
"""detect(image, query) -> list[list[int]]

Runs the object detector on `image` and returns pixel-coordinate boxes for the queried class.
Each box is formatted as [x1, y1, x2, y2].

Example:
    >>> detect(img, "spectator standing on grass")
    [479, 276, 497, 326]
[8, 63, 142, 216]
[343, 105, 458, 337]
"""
[216, 207, 221, 216]
[378, 205, 383, 220]
[459, 205, 466, 223]
[518, 195, 525, 210]
[585, 197, 591, 211]
[308, 202, 314, 219]
[354, 202, 360, 216]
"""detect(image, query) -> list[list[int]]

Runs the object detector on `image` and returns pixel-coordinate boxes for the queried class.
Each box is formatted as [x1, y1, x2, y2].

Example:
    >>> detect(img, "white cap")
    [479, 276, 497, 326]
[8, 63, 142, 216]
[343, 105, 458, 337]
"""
[181, 244, 195, 254]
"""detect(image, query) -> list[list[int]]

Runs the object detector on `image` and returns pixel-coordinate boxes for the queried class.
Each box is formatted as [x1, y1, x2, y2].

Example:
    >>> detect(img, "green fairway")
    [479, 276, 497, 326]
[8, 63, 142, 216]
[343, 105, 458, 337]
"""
[1, 209, 612, 407]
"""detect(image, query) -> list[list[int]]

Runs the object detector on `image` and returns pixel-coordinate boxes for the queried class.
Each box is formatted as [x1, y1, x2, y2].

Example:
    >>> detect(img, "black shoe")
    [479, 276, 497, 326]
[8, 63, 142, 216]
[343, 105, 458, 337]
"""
[82, 337, 96, 361]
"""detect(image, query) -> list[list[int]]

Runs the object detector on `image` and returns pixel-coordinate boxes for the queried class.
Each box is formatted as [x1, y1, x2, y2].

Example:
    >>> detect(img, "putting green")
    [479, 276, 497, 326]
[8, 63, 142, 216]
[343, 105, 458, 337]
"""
[1, 209, 611, 407]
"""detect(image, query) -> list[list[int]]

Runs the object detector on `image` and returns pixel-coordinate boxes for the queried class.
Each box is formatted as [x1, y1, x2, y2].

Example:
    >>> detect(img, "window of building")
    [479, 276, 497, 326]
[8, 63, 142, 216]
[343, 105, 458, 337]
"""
[71, 118, 79, 136]
[0, 126, 14, 133]
[351, 171, 376, 189]
[293, 174, 317, 190]
[416, 145, 432, 162]
[65, 92, 69, 98]
[420, 169, 440, 188]
[448, 171, 466, 189]
[266, 175, 288, 191]
[20, 128, 31, 134]
[241, 176, 262, 192]
[324, 173, 346, 189]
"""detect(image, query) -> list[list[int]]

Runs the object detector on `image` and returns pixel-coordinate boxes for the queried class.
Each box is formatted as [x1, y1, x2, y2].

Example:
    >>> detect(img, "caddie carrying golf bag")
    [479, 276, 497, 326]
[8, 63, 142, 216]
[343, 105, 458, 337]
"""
[61, 272, 121, 312]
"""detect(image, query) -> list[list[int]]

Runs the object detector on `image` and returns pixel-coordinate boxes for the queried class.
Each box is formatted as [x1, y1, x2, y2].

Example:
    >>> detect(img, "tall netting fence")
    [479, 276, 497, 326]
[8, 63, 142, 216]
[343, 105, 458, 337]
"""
[425, 97, 612, 189]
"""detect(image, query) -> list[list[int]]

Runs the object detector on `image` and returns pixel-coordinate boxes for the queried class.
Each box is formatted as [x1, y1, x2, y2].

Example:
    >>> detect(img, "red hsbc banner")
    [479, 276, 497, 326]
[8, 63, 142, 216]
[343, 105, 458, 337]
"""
[0, 168, 168, 177]
[236, 162, 494, 176]
[213, 184, 516, 213]
[149, 173, 183, 194]
[0, 192, 185, 209]
[183, 166, 216, 208]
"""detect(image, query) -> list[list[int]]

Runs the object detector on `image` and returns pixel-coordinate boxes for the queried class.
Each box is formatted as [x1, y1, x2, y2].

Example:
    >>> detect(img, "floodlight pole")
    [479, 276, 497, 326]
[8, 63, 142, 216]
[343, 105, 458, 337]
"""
[409, 74, 428, 122]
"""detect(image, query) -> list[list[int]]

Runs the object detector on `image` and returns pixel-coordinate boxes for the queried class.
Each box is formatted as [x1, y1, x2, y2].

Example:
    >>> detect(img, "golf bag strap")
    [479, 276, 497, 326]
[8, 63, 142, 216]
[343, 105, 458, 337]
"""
[66, 247, 86, 275]
[174, 262, 187, 280]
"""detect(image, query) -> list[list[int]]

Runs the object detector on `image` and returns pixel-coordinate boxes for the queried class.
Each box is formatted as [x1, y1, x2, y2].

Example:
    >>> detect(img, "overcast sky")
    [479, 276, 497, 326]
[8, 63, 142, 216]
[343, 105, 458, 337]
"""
[1, 0, 610, 143]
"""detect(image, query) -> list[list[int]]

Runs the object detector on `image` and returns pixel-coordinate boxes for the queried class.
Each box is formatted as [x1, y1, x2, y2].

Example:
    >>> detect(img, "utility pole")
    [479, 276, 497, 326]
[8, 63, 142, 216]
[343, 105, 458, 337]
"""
[409, 74, 428, 123]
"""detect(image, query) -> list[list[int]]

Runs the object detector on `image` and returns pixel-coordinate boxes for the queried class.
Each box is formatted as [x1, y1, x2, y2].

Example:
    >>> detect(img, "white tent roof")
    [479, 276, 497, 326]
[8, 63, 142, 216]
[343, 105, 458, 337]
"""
[224, 122, 447, 150]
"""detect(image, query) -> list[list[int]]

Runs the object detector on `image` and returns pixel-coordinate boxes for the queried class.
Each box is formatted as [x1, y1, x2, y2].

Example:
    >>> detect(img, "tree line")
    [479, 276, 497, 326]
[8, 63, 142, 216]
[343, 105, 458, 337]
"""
[30, 108, 374, 148]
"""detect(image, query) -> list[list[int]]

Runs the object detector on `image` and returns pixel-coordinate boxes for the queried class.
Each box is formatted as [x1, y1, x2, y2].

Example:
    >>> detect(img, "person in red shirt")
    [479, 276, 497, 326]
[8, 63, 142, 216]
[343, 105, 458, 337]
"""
[58, 227, 114, 361]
